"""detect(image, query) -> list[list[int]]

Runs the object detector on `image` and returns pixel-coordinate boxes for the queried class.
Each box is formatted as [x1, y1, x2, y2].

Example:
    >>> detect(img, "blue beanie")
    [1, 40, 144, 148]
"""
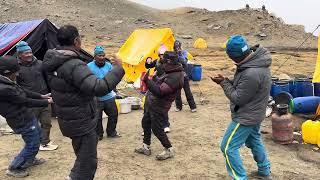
[94, 45, 105, 56]
[16, 41, 32, 53]
[226, 35, 250, 59]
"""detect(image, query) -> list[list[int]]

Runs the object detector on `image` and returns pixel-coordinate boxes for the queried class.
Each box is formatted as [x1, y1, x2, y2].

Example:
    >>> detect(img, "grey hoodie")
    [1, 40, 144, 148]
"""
[220, 47, 272, 125]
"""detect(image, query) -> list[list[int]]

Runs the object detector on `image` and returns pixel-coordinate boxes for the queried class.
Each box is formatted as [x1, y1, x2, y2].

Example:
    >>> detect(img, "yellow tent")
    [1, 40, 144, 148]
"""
[118, 28, 193, 82]
[193, 38, 208, 49]
[220, 40, 228, 49]
[313, 34, 320, 82]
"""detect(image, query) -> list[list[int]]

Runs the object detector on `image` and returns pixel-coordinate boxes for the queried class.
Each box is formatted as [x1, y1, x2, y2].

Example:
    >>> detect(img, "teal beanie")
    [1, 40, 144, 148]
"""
[94, 45, 105, 56]
[16, 41, 32, 53]
[226, 35, 250, 59]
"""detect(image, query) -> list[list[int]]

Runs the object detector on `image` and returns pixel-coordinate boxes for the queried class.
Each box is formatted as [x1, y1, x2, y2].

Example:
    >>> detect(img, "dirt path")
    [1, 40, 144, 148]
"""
[0, 50, 319, 180]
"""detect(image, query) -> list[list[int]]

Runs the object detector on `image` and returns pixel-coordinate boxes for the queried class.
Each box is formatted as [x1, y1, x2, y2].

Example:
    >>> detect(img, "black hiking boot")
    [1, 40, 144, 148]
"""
[250, 171, 273, 180]
[21, 158, 46, 169]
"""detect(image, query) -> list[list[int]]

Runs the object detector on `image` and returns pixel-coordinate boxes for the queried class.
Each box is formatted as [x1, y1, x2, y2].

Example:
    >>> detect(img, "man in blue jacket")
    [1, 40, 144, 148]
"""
[88, 46, 120, 140]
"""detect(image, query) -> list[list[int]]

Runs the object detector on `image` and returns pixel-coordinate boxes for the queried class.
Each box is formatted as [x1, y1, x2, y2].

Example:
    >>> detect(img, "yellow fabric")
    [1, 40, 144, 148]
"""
[220, 40, 227, 49]
[302, 120, 320, 144]
[193, 38, 208, 49]
[313, 34, 320, 82]
[115, 99, 120, 113]
[118, 28, 193, 82]
[118, 28, 174, 82]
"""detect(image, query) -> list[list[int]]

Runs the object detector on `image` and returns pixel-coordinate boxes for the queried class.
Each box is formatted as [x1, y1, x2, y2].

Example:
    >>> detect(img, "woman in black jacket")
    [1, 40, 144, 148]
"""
[0, 56, 53, 178]
[135, 51, 184, 161]
[144, 45, 171, 133]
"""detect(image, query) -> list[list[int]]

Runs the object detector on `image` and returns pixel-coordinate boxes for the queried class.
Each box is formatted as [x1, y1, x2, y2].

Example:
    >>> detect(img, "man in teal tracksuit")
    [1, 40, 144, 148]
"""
[88, 46, 120, 140]
[211, 35, 272, 180]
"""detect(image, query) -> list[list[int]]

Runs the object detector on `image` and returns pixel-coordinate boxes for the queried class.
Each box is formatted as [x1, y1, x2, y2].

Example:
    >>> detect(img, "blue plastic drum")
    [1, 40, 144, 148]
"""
[273, 80, 290, 98]
[192, 64, 202, 81]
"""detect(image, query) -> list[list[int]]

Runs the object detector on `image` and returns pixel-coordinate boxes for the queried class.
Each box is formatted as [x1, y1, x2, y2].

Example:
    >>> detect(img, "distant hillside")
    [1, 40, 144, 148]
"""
[0, 0, 317, 49]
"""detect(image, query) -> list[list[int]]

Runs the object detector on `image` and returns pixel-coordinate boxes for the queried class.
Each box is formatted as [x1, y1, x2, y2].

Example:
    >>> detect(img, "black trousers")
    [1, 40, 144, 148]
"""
[70, 130, 98, 180]
[142, 109, 172, 149]
[95, 98, 118, 137]
[32, 106, 52, 145]
[175, 77, 197, 110]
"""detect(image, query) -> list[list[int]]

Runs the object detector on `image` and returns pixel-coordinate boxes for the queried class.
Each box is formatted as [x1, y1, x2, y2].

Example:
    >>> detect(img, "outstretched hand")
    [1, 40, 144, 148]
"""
[210, 74, 225, 84]
[146, 57, 153, 64]
[41, 93, 51, 99]
[47, 97, 54, 104]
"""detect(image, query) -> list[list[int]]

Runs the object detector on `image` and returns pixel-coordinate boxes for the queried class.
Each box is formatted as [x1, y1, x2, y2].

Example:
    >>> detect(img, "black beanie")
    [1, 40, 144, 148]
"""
[0, 56, 20, 75]
[163, 51, 179, 64]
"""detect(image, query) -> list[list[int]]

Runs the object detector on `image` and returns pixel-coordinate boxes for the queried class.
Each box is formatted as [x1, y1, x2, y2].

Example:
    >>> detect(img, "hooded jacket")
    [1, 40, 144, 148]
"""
[17, 57, 49, 95]
[220, 46, 272, 125]
[87, 60, 116, 101]
[0, 75, 48, 130]
[145, 62, 184, 113]
[43, 47, 124, 137]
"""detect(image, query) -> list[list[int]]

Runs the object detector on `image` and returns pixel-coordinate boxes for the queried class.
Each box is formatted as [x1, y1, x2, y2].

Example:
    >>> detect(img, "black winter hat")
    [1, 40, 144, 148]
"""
[0, 56, 20, 75]
[163, 51, 178, 63]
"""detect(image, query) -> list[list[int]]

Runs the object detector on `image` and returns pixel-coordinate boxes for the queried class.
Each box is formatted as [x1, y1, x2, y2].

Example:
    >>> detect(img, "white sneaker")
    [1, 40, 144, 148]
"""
[39, 141, 58, 151]
[135, 143, 151, 156]
[156, 147, 174, 160]
[191, 108, 197, 113]
[164, 127, 171, 133]
[175, 108, 181, 112]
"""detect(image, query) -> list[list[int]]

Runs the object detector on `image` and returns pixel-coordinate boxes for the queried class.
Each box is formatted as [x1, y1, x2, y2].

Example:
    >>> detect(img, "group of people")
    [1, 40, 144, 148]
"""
[0, 23, 273, 180]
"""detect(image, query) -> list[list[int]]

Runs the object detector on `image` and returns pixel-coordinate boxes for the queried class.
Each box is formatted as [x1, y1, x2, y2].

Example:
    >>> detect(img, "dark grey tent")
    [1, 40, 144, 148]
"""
[0, 19, 93, 62]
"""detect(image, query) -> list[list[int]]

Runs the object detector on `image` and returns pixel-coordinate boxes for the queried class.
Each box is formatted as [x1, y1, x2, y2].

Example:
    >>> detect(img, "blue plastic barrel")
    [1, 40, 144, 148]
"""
[273, 80, 290, 98]
[314, 83, 320, 96]
[290, 96, 320, 113]
[294, 78, 314, 97]
[270, 77, 279, 97]
[192, 64, 202, 81]
[289, 80, 295, 96]
[304, 79, 314, 96]
[186, 64, 194, 80]
[294, 79, 304, 97]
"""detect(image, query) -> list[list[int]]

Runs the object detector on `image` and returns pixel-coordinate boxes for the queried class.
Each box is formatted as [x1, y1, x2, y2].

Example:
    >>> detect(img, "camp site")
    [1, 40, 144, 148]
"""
[0, 0, 320, 179]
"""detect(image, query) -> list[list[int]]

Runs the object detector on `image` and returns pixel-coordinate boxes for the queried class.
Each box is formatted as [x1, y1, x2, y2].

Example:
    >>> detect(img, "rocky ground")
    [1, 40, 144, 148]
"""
[0, 0, 320, 179]
[0, 47, 319, 179]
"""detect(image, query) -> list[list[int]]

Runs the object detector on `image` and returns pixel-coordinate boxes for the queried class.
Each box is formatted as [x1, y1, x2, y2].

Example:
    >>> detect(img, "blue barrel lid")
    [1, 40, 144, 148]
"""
[275, 80, 289, 85]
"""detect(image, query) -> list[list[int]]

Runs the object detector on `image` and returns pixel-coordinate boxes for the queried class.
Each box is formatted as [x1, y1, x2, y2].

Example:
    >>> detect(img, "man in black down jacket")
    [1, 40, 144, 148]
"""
[135, 51, 184, 161]
[43, 25, 125, 180]
[16, 41, 58, 151]
[0, 56, 53, 178]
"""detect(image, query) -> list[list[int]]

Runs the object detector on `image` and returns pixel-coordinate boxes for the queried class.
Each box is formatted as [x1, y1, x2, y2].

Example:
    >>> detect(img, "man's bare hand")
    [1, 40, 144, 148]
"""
[210, 74, 225, 84]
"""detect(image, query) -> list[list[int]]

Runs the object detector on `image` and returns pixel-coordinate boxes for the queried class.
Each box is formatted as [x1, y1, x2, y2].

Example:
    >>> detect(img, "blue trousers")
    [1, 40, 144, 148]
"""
[9, 118, 41, 170]
[220, 121, 271, 180]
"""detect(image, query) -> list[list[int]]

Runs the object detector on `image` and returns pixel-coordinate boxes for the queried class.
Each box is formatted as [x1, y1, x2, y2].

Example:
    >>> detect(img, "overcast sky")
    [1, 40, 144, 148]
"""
[131, 0, 320, 35]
